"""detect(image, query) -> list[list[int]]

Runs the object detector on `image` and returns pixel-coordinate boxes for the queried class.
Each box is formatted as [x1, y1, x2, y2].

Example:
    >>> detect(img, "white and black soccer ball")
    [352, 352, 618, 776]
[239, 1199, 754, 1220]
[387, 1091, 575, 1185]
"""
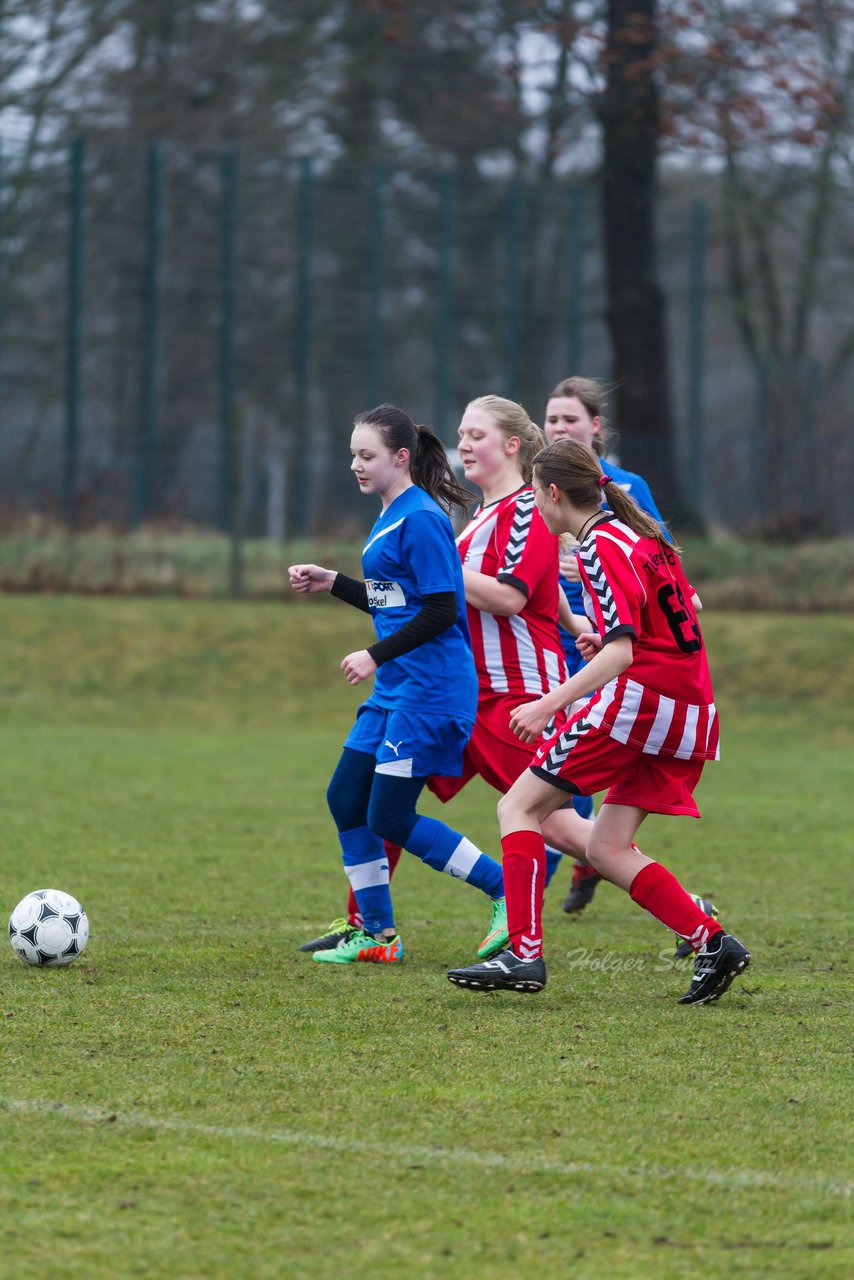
[9, 889, 89, 967]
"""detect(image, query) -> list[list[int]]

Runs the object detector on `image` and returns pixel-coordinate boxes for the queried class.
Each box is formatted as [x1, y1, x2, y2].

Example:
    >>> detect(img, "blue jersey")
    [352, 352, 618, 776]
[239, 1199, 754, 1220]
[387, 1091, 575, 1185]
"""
[361, 486, 478, 719]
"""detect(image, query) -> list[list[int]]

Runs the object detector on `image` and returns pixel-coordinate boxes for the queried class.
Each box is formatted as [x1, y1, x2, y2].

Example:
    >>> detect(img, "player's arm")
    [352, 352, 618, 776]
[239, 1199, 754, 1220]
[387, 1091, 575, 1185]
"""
[341, 592, 457, 685]
[509, 635, 633, 743]
[330, 572, 370, 611]
[576, 629, 603, 661]
[288, 563, 339, 594]
[558, 537, 582, 583]
[288, 565, 373, 613]
[461, 565, 526, 616]
[367, 593, 457, 665]
[463, 495, 553, 617]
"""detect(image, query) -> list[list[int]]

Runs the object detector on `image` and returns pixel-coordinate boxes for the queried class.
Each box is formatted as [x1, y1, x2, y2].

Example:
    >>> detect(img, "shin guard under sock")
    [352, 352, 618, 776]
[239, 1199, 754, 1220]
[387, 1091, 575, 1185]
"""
[572, 860, 600, 884]
[501, 830, 547, 960]
[339, 828, 393, 935]
[629, 861, 723, 951]
[348, 842, 401, 926]
[406, 816, 504, 898]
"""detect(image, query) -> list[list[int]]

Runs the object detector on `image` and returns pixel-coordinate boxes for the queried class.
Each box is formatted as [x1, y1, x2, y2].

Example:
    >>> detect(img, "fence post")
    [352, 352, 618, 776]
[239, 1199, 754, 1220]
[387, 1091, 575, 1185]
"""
[367, 164, 386, 405]
[687, 199, 707, 513]
[218, 147, 242, 595]
[0, 137, 4, 408]
[753, 357, 770, 528]
[434, 172, 455, 442]
[566, 185, 587, 372]
[503, 177, 523, 399]
[135, 141, 162, 526]
[291, 156, 314, 537]
[806, 358, 822, 519]
[64, 139, 86, 526]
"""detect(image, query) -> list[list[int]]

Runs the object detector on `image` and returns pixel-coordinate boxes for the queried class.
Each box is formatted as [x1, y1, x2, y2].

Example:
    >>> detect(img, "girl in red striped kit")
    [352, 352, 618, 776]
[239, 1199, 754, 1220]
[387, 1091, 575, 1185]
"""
[447, 438, 750, 1004]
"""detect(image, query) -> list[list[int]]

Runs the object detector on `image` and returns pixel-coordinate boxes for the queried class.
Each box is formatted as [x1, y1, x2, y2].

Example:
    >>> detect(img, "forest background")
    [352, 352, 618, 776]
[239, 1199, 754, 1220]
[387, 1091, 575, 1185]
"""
[0, 0, 852, 544]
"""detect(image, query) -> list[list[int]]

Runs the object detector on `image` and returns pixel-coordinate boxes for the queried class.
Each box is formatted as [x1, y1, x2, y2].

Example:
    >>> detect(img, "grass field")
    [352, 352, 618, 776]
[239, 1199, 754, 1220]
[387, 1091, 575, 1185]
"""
[0, 597, 851, 1279]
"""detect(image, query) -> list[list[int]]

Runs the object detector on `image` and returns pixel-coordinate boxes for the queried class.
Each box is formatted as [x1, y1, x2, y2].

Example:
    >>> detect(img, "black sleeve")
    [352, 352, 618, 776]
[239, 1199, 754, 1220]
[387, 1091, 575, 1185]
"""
[330, 572, 370, 613]
[496, 571, 530, 597]
[367, 592, 458, 666]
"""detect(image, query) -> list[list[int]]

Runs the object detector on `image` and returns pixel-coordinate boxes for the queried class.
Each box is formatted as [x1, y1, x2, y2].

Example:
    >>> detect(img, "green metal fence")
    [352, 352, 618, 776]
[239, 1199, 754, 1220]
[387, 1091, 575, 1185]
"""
[0, 138, 849, 546]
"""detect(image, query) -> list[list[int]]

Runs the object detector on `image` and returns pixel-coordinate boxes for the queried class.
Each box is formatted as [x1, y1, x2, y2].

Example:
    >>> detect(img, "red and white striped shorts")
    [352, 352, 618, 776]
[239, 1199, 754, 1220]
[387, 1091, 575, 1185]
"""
[532, 707, 707, 818]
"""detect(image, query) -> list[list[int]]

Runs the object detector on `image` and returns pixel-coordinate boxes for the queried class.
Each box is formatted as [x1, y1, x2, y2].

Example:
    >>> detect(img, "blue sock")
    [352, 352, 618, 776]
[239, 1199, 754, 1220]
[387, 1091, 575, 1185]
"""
[405, 815, 504, 899]
[572, 793, 594, 820]
[339, 826, 393, 935]
[545, 845, 562, 887]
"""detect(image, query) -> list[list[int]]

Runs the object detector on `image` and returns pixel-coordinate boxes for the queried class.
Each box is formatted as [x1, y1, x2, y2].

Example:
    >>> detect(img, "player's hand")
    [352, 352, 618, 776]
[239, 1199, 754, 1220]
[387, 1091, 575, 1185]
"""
[558, 549, 582, 582]
[341, 649, 377, 686]
[288, 563, 335, 593]
[509, 697, 554, 744]
[576, 631, 603, 662]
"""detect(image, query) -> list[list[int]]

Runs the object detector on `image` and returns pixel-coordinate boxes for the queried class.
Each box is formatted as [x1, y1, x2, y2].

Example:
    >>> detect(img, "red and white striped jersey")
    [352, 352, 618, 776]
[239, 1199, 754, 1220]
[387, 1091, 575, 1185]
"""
[457, 487, 567, 698]
[577, 516, 719, 761]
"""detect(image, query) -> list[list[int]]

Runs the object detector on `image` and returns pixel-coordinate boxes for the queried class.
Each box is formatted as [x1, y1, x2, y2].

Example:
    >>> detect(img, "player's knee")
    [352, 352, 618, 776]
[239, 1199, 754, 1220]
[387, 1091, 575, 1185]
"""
[542, 810, 589, 859]
[327, 768, 368, 829]
[326, 774, 356, 829]
[366, 795, 417, 850]
[585, 843, 605, 872]
[585, 834, 621, 873]
[327, 750, 374, 830]
[497, 789, 528, 833]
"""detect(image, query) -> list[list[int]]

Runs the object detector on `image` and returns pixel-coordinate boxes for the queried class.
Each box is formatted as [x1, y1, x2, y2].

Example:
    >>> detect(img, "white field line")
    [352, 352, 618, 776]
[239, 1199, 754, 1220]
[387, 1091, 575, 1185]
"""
[2, 1098, 851, 1198]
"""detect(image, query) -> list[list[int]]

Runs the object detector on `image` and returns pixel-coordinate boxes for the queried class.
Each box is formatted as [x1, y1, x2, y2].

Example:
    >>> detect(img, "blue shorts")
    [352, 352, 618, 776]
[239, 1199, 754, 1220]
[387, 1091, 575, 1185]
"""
[344, 700, 474, 779]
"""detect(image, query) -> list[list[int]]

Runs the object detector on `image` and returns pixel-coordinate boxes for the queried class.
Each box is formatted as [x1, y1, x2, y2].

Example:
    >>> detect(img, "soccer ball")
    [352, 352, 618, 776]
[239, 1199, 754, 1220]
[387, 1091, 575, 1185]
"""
[8, 889, 90, 967]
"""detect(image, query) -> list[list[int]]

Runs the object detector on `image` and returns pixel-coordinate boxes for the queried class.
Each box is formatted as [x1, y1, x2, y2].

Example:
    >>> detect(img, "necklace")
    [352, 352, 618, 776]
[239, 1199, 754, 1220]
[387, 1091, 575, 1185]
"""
[575, 512, 600, 543]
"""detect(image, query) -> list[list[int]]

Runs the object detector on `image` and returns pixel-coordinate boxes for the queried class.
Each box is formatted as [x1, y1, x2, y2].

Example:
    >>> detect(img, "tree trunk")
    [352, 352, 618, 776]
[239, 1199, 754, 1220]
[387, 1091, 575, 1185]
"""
[599, 0, 676, 513]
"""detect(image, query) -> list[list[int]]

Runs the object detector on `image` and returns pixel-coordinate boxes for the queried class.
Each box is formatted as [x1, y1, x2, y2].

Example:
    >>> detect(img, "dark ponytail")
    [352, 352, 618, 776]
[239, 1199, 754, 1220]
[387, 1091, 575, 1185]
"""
[533, 438, 679, 553]
[354, 403, 471, 515]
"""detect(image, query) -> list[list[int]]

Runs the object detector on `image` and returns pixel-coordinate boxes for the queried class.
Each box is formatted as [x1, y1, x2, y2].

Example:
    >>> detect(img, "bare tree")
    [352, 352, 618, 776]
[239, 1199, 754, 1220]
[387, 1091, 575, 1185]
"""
[598, 0, 675, 508]
[661, 0, 854, 531]
[0, 2, 131, 221]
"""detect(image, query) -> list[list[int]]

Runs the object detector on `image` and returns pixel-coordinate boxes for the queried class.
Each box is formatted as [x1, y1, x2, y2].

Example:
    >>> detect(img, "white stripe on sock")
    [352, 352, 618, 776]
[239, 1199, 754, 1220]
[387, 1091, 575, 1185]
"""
[529, 858, 539, 938]
[344, 857, 390, 891]
[442, 836, 482, 881]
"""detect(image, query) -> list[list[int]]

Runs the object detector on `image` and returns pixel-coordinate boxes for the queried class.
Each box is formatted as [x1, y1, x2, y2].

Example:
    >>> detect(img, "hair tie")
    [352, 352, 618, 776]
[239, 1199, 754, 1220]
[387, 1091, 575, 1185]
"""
[598, 474, 612, 488]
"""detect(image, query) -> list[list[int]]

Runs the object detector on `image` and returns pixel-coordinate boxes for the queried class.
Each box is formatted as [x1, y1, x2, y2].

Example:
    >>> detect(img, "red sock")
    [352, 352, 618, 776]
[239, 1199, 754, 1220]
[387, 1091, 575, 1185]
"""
[572, 860, 599, 884]
[347, 842, 401, 926]
[501, 829, 547, 960]
[629, 862, 723, 951]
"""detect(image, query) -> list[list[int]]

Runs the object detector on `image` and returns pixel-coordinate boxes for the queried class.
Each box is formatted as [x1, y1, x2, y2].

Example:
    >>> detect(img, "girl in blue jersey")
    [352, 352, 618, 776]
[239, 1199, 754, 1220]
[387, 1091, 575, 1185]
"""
[544, 376, 672, 915]
[288, 404, 505, 965]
